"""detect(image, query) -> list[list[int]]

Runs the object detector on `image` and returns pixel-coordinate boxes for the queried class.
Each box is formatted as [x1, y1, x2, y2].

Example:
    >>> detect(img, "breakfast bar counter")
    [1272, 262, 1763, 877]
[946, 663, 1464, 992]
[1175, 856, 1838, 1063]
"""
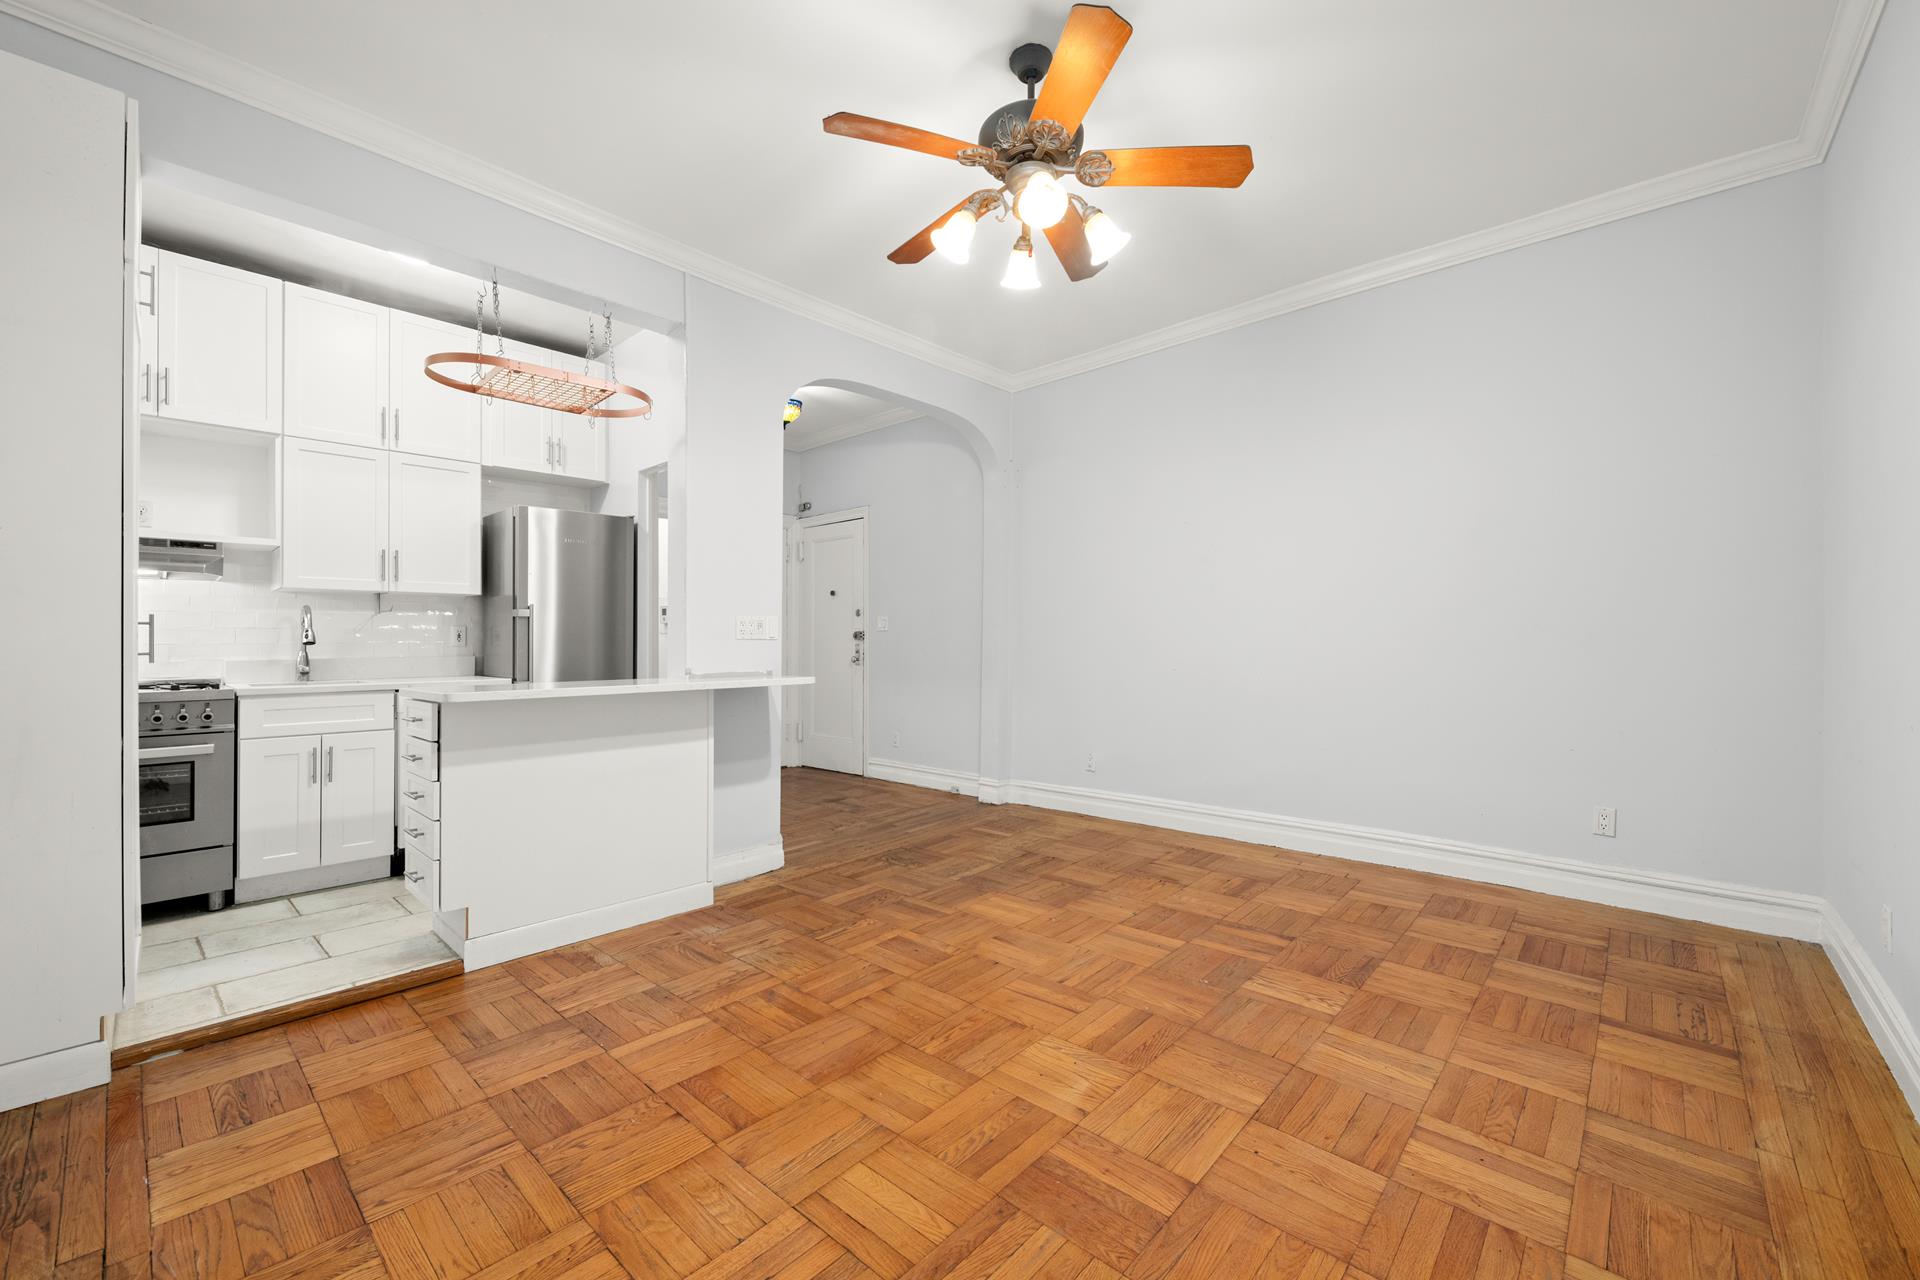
[399, 672, 809, 968]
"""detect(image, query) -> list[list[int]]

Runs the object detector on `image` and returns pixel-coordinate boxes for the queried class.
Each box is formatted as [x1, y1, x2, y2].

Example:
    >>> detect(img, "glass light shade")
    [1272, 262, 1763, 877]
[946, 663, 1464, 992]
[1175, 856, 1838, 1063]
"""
[1083, 209, 1132, 265]
[1001, 241, 1040, 290]
[782, 397, 803, 426]
[930, 209, 977, 264]
[1014, 171, 1069, 230]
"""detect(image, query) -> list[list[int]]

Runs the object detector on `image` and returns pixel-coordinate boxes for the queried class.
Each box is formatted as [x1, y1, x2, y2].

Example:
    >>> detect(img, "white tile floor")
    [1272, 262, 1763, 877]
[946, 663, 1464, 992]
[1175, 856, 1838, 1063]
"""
[115, 877, 456, 1047]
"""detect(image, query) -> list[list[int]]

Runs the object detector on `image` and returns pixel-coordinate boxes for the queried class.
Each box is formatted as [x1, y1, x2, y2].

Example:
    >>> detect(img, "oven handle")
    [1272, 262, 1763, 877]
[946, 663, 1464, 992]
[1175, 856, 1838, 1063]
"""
[139, 742, 217, 761]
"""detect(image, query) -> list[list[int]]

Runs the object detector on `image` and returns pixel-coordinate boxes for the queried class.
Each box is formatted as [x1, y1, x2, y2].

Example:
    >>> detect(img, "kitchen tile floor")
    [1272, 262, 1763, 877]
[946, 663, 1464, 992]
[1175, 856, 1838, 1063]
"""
[115, 876, 456, 1048]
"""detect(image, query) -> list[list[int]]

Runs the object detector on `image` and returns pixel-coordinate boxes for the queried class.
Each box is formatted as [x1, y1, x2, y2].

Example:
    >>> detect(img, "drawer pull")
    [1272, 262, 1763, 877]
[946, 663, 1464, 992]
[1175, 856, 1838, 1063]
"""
[404, 789, 425, 800]
[404, 715, 424, 723]
[405, 827, 426, 840]
[405, 871, 423, 883]
[403, 752, 423, 762]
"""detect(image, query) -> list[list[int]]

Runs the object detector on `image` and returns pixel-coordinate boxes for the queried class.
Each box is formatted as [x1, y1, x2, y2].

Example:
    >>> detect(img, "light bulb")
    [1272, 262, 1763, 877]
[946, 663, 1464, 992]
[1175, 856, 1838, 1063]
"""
[1014, 170, 1069, 230]
[930, 208, 976, 264]
[1002, 236, 1040, 290]
[1082, 208, 1131, 265]
[782, 397, 803, 427]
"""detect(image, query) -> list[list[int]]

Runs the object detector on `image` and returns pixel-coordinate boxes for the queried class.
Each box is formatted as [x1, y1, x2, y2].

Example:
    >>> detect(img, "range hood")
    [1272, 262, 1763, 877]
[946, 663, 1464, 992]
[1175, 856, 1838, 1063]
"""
[138, 538, 224, 579]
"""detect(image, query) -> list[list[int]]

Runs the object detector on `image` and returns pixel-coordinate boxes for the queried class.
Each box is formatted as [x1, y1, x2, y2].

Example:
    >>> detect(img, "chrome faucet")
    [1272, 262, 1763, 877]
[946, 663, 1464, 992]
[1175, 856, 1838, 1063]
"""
[296, 605, 316, 681]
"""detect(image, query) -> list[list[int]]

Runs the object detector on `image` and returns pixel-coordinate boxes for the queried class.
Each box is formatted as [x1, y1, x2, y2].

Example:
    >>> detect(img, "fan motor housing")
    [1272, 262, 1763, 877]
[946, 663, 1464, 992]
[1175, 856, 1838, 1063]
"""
[978, 99, 1086, 156]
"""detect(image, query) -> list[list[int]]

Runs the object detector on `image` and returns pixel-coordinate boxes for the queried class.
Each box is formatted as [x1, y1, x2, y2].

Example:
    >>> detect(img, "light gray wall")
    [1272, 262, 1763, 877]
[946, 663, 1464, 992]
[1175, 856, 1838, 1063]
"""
[1820, 2, 1920, 1019]
[1011, 169, 1826, 894]
[786, 420, 986, 777]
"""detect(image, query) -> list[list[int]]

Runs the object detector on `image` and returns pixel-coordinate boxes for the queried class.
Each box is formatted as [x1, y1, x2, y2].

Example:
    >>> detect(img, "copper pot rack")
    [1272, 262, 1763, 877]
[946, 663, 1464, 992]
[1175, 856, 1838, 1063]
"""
[422, 350, 653, 419]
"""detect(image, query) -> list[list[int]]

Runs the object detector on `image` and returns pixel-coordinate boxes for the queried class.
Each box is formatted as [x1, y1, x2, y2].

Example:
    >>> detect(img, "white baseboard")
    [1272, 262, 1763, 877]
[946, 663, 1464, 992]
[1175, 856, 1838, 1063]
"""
[0, 1038, 110, 1112]
[461, 882, 713, 969]
[712, 840, 784, 886]
[1819, 903, 1920, 1114]
[865, 758, 982, 798]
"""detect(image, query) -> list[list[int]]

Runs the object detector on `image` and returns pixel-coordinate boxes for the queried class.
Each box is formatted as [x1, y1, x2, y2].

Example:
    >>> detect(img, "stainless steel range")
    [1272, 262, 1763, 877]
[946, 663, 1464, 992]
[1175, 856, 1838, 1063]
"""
[138, 678, 235, 910]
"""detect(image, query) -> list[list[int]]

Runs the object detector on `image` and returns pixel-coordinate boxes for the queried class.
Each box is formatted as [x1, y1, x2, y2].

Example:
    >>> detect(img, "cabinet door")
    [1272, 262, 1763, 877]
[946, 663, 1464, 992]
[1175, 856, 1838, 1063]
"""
[281, 438, 390, 591]
[558, 413, 609, 482]
[238, 734, 320, 880]
[154, 250, 282, 433]
[390, 311, 481, 462]
[135, 246, 157, 412]
[320, 730, 395, 866]
[480, 340, 555, 472]
[284, 284, 388, 447]
[390, 453, 480, 595]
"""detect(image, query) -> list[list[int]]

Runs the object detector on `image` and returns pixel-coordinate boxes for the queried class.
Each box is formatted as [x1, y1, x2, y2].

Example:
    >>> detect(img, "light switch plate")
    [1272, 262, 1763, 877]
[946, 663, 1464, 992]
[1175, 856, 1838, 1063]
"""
[877, 617, 889, 631]
[136, 499, 154, 528]
[736, 615, 780, 640]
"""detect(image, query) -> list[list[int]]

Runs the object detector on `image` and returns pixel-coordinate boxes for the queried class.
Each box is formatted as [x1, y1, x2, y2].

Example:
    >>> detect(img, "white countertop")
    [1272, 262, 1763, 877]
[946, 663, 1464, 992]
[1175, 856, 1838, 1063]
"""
[401, 674, 812, 704]
[231, 676, 512, 696]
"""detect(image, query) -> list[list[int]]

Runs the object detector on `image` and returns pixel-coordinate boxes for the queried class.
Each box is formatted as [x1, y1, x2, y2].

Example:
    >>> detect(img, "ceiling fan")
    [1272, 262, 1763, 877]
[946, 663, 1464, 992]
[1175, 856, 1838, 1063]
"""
[823, 4, 1252, 290]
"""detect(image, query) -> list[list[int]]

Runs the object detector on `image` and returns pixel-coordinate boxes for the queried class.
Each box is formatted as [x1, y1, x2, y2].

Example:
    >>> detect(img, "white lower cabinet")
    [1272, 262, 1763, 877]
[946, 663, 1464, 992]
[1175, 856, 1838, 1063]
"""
[318, 730, 396, 866]
[237, 734, 321, 879]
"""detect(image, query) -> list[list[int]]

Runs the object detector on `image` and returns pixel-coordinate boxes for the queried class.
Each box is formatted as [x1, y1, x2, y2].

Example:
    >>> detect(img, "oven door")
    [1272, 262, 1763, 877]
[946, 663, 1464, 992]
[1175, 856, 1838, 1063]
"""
[138, 731, 235, 856]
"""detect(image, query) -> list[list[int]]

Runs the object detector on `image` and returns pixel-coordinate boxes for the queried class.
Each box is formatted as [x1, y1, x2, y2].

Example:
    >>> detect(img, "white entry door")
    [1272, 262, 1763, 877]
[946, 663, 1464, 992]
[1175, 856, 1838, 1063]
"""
[799, 516, 866, 774]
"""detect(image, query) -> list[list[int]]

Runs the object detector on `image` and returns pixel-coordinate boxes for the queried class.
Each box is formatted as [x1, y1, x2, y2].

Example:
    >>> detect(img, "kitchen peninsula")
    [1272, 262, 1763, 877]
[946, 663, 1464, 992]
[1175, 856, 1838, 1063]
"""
[395, 673, 810, 967]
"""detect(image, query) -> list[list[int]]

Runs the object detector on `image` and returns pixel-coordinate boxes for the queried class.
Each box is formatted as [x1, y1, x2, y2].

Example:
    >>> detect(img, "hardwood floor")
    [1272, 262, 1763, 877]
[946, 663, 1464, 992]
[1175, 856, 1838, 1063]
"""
[4, 767, 1918, 1278]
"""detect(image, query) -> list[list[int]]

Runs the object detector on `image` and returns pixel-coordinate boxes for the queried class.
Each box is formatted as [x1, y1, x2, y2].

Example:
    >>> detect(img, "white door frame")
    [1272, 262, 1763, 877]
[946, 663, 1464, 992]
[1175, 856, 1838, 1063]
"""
[786, 507, 869, 774]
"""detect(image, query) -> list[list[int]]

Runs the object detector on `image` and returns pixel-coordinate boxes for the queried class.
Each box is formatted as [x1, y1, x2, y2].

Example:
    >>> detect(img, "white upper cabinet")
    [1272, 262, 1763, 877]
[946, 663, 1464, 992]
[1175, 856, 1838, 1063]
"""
[284, 284, 389, 448]
[389, 311, 481, 462]
[557, 412, 609, 483]
[280, 438, 390, 592]
[150, 249, 282, 434]
[390, 453, 481, 595]
[481, 340, 555, 473]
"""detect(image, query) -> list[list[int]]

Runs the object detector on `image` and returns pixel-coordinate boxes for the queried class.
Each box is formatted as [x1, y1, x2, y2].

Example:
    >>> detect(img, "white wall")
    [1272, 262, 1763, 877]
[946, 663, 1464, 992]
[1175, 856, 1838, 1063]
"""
[1011, 170, 1826, 894]
[0, 48, 128, 1104]
[786, 420, 985, 777]
[1820, 2, 1920, 1022]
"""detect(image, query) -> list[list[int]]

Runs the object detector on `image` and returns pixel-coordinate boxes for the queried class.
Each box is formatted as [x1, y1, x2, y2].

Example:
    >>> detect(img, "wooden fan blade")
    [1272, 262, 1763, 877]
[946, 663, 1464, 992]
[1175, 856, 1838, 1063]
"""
[889, 195, 978, 264]
[1095, 145, 1254, 187]
[1030, 5, 1133, 136]
[824, 112, 974, 162]
[1044, 214, 1106, 281]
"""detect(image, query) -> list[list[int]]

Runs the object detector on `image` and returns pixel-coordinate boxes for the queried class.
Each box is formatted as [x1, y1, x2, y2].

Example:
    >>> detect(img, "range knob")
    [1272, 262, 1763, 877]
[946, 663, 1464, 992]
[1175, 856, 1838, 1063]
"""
[147, 710, 164, 726]
[175, 708, 191, 725]
[200, 705, 216, 723]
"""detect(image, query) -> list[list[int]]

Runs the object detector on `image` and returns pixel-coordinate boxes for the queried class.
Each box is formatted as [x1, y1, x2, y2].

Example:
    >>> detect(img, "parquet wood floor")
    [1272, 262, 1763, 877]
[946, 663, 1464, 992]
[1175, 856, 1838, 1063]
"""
[5, 768, 1919, 1278]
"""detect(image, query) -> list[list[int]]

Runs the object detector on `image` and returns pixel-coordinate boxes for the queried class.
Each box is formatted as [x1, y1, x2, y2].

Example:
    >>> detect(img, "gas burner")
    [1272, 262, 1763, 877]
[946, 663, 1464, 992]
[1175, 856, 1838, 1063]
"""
[139, 678, 225, 692]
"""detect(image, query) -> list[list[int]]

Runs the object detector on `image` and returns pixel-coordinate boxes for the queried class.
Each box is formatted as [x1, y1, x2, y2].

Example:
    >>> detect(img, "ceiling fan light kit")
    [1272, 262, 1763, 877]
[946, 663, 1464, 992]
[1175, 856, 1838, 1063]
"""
[824, 4, 1251, 290]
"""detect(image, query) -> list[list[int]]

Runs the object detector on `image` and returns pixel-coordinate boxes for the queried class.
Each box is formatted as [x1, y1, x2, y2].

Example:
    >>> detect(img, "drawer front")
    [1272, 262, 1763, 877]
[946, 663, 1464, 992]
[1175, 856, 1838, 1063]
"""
[241, 691, 394, 738]
[400, 806, 439, 862]
[399, 734, 438, 781]
[402, 837, 437, 910]
[398, 771, 439, 820]
[398, 697, 440, 741]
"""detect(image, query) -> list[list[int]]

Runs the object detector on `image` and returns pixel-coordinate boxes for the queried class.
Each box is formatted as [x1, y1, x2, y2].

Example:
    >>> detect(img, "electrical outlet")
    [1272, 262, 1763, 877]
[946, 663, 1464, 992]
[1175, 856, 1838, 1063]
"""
[736, 615, 779, 640]
[1593, 806, 1617, 838]
[877, 617, 889, 631]
[136, 499, 154, 528]
[451, 625, 468, 648]
[1085, 754, 1096, 773]
[891, 731, 900, 749]
[1883, 905, 1894, 955]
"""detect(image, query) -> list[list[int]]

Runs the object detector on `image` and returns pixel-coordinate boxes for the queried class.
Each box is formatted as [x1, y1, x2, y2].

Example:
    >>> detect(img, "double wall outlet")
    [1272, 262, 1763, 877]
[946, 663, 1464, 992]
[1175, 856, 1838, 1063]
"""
[1593, 806, 1617, 838]
[735, 615, 779, 640]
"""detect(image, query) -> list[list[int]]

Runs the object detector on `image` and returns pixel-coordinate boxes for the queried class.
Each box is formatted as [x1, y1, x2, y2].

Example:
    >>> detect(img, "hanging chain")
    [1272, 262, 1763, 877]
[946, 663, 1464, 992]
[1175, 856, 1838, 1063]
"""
[601, 309, 616, 384]
[490, 271, 504, 357]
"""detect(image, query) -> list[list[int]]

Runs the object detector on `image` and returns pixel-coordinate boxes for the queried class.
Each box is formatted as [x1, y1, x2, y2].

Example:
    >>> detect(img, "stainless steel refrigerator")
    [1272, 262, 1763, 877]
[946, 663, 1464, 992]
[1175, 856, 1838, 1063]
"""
[482, 508, 636, 682]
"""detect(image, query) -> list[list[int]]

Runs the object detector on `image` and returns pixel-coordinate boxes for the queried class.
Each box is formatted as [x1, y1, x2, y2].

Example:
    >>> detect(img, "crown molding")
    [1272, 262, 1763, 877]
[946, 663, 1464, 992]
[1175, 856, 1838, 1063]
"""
[0, 0, 1016, 390]
[784, 405, 920, 452]
[3, 0, 1883, 394]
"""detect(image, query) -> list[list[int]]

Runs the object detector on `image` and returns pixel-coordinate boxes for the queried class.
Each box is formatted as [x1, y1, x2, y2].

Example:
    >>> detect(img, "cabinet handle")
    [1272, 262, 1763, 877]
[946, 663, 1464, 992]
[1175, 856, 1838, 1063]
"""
[308, 746, 316, 784]
[325, 745, 334, 783]
[403, 715, 424, 723]
[545, 438, 553, 467]
[141, 364, 151, 404]
[405, 871, 423, 883]
[159, 367, 170, 406]
[378, 549, 386, 584]
[558, 439, 566, 470]
[394, 551, 401, 582]
[405, 827, 426, 840]
[404, 789, 424, 800]
[403, 752, 423, 763]
[394, 408, 401, 444]
[137, 264, 155, 313]
[380, 405, 388, 443]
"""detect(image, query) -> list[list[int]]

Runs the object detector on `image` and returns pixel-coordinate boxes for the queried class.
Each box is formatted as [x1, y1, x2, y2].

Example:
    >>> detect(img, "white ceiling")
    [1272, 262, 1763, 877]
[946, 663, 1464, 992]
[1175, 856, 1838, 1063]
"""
[31, 0, 1875, 384]
[783, 385, 918, 453]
